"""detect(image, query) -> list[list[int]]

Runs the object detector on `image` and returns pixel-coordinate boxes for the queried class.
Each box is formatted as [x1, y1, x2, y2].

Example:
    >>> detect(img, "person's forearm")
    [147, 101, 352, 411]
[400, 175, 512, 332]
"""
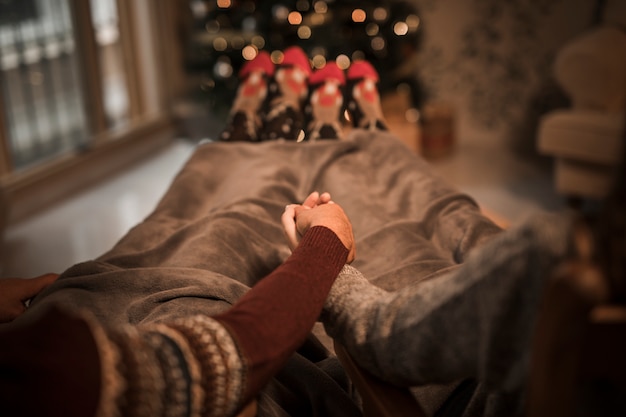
[323, 214, 574, 393]
[213, 225, 349, 402]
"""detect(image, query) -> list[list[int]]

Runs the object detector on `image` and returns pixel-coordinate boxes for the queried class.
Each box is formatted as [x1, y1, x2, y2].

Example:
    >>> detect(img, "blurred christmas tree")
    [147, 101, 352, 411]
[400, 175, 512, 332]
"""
[183, 0, 423, 134]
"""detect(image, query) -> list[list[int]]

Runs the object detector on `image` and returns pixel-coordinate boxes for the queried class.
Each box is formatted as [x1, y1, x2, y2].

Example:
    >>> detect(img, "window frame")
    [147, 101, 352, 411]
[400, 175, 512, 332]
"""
[0, 0, 186, 225]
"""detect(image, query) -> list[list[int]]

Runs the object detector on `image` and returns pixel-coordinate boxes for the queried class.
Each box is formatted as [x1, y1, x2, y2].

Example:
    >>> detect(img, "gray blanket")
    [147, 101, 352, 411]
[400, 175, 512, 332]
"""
[18, 130, 502, 416]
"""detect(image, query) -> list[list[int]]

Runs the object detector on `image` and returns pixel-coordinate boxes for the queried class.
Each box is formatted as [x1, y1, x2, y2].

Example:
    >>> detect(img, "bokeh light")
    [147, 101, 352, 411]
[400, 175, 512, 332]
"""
[314, 1, 327, 13]
[217, 0, 231, 9]
[366, 23, 379, 36]
[336, 54, 351, 70]
[214, 57, 233, 78]
[288, 11, 303, 25]
[393, 21, 409, 36]
[213, 37, 227, 51]
[407, 14, 421, 31]
[373, 7, 388, 21]
[312, 54, 326, 69]
[271, 50, 284, 64]
[298, 25, 312, 39]
[242, 45, 258, 60]
[371, 36, 385, 51]
[352, 9, 366, 23]
[273, 5, 289, 21]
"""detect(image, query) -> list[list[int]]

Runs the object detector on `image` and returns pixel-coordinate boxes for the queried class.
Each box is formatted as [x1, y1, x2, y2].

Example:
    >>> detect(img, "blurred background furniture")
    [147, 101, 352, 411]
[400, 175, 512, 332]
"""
[537, 5, 626, 201]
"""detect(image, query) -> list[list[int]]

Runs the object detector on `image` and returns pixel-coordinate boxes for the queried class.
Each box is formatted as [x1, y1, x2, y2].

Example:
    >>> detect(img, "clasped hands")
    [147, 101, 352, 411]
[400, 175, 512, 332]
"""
[0, 192, 354, 324]
[281, 191, 356, 263]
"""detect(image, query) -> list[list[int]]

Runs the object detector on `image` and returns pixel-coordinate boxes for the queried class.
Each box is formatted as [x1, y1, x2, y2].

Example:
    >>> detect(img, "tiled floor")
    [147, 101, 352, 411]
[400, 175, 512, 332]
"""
[0, 119, 565, 278]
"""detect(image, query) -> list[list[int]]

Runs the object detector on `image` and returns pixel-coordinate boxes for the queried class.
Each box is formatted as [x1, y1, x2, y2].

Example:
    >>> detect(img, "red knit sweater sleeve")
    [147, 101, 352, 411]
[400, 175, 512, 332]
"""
[213, 225, 349, 402]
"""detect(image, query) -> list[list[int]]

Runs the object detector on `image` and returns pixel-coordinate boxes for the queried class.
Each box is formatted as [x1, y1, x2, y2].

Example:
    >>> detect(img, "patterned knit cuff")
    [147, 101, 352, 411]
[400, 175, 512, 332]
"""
[87, 314, 245, 417]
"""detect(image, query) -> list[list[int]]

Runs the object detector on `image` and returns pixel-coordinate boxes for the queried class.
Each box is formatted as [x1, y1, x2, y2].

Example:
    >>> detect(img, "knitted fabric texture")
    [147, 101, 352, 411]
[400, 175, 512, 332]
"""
[90, 314, 245, 417]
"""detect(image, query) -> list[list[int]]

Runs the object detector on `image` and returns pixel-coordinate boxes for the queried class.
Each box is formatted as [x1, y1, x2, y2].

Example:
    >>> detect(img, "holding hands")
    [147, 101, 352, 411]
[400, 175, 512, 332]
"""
[282, 191, 356, 263]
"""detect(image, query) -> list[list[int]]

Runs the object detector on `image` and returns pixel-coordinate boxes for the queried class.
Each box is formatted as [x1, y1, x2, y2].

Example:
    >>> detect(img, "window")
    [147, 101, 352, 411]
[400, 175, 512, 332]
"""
[0, 0, 182, 223]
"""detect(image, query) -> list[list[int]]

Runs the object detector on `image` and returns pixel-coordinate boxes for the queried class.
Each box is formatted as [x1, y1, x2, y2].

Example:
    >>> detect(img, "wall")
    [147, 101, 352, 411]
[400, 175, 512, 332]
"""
[408, 0, 598, 154]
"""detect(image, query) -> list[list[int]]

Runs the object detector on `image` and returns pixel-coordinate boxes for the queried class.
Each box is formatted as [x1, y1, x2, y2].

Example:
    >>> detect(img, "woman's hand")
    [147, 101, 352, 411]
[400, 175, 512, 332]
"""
[282, 191, 355, 263]
[0, 273, 59, 323]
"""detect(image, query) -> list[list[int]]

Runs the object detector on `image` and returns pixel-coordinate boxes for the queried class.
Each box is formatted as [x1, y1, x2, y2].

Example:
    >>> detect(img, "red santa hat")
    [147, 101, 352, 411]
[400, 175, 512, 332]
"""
[347, 60, 379, 83]
[239, 50, 275, 79]
[309, 61, 345, 86]
[281, 46, 312, 76]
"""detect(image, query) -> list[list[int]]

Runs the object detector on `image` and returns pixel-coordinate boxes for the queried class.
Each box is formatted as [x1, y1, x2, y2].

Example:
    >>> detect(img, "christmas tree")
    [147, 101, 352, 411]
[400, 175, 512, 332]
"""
[184, 0, 423, 132]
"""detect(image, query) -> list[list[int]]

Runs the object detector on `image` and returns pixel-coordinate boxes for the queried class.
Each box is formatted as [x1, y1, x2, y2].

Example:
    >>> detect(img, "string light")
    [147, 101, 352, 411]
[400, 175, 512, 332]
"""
[312, 54, 326, 69]
[314, 1, 328, 13]
[213, 37, 227, 51]
[242, 45, 258, 60]
[251, 35, 265, 49]
[373, 7, 388, 21]
[217, 0, 231, 9]
[288, 11, 303, 25]
[271, 50, 284, 64]
[351, 9, 366, 23]
[298, 25, 312, 39]
[371, 36, 385, 51]
[366, 23, 379, 36]
[273, 5, 289, 21]
[406, 14, 421, 31]
[393, 21, 409, 36]
[336, 54, 351, 70]
[214, 57, 233, 78]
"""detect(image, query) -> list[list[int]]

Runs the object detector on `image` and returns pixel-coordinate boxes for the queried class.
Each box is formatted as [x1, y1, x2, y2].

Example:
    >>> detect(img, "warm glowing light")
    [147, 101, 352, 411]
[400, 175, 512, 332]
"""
[407, 14, 420, 31]
[217, 0, 231, 8]
[314, 1, 327, 13]
[373, 7, 388, 21]
[271, 50, 284, 64]
[405, 108, 421, 123]
[366, 23, 379, 36]
[352, 9, 366, 23]
[393, 21, 409, 36]
[190, 0, 208, 18]
[213, 37, 227, 51]
[273, 5, 289, 21]
[352, 50, 365, 61]
[336, 54, 350, 70]
[310, 12, 325, 25]
[288, 11, 303, 25]
[371, 37, 385, 51]
[298, 26, 312, 39]
[242, 45, 258, 60]
[214, 59, 233, 78]
[312, 54, 326, 69]
[251, 35, 265, 48]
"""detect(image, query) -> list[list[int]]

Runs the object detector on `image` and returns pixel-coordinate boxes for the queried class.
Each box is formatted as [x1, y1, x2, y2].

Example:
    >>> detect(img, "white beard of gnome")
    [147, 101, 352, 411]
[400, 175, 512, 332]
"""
[231, 71, 267, 140]
[267, 66, 308, 120]
[308, 81, 344, 141]
[352, 78, 385, 130]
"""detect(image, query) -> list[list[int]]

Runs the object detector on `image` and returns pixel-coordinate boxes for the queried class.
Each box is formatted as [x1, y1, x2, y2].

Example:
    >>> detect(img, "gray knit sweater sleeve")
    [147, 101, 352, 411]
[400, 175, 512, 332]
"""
[322, 213, 574, 404]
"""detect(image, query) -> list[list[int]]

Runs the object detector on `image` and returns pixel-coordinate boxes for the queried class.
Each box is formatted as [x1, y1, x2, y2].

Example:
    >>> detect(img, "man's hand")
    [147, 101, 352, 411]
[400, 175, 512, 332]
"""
[0, 273, 59, 323]
[282, 191, 355, 263]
